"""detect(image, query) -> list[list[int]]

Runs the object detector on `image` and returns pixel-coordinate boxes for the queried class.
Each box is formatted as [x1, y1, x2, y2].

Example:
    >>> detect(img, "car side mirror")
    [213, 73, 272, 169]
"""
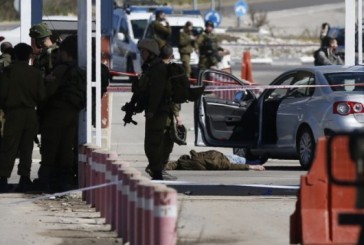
[117, 32, 126, 41]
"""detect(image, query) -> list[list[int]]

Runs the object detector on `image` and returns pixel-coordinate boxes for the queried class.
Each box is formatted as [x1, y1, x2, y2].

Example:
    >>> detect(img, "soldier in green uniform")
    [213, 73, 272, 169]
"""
[149, 10, 171, 48]
[0, 42, 13, 71]
[179, 21, 197, 78]
[124, 38, 171, 180]
[143, 44, 182, 180]
[0, 43, 46, 192]
[165, 150, 265, 171]
[29, 23, 59, 77]
[196, 21, 222, 70]
[34, 36, 86, 192]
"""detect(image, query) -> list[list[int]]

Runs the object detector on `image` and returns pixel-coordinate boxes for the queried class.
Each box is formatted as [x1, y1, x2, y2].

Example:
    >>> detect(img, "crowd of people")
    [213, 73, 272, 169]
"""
[0, 10, 264, 192]
[123, 10, 264, 181]
[0, 23, 86, 193]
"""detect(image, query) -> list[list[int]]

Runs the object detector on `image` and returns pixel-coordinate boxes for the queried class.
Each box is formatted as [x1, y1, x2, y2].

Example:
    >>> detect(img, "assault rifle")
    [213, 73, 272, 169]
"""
[121, 101, 138, 126]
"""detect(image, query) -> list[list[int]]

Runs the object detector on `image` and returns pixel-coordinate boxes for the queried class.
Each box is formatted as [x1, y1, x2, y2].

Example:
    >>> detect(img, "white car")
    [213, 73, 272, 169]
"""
[112, 8, 152, 76]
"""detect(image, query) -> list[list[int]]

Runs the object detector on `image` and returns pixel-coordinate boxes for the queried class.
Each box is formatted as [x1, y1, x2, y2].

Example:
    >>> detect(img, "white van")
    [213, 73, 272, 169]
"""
[112, 8, 152, 76]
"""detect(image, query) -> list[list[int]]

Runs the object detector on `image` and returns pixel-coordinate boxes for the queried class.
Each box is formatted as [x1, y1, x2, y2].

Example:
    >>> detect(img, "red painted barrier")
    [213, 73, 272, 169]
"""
[153, 186, 178, 245]
[290, 137, 364, 244]
[104, 152, 118, 224]
[84, 145, 100, 205]
[116, 164, 129, 238]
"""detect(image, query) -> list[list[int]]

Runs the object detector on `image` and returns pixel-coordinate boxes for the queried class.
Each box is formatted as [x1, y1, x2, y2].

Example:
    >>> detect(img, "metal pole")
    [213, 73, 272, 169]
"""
[358, 0, 363, 64]
[95, 0, 102, 146]
[211, 0, 215, 10]
[20, 0, 32, 45]
[192, 0, 197, 10]
[77, 0, 92, 144]
[345, 0, 356, 66]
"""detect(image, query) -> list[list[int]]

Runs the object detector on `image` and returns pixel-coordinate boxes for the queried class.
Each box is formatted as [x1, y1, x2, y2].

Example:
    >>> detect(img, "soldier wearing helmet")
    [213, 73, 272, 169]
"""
[0, 42, 13, 70]
[29, 23, 59, 77]
[122, 38, 172, 180]
[148, 10, 171, 48]
[196, 20, 224, 70]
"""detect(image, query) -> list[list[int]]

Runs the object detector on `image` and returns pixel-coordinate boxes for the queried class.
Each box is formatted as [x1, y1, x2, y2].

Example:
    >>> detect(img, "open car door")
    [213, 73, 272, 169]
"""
[194, 69, 258, 148]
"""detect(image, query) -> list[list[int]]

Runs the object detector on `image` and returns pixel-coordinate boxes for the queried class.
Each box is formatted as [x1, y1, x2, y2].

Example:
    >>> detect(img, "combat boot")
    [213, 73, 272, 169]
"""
[161, 170, 178, 181]
[151, 170, 163, 180]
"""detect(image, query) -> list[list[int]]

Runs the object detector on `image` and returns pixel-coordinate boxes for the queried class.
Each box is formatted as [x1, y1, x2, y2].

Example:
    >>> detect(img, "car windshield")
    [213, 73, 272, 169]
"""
[131, 19, 148, 40]
[325, 72, 364, 92]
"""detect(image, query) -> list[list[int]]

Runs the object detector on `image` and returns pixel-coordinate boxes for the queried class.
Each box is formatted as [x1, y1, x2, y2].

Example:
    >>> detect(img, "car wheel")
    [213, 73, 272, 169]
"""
[232, 148, 268, 165]
[297, 127, 316, 170]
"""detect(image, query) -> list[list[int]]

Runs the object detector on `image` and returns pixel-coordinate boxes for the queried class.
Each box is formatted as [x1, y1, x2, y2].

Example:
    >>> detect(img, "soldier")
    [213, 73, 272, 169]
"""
[0, 42, 13, 71]
[29, 23, 59, 77]
[0, 43, 46, 192]
[33, 35, 86, 192]
[144, 44, 182, 180]
[123, 38, 172, 180]
[196, 20, 226, 70]
[165, 150, 265, 171]
[149, 10, 171, 48]
[179, 21, 197, 78]
[314, 36, 344, 66]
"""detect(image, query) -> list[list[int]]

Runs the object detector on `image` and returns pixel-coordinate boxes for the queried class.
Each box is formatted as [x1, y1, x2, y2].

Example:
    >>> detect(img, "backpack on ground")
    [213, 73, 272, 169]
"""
[167, 62, 205, 104]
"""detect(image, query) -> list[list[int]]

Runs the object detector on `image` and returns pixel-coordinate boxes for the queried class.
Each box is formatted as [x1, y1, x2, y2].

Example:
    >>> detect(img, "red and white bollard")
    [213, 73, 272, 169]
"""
[120, 168, 141, 243]
[78, 144, 87, 201]
[137, 180, 154, 245]
[116, 164, 130, 238]
[129, 176, 149, 245]
[84, 145, 99, 205]
[110, 161, 121, 231]
[104, 152, 118, 224]
[153, 187, 178, 245]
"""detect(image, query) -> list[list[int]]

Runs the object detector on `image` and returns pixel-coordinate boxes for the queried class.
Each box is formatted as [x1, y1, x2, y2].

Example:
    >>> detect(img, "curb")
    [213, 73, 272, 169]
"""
[155, 181, 299, 196]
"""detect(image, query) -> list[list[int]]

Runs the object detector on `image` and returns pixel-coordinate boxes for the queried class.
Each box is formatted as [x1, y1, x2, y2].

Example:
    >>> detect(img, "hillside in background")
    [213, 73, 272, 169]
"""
[0, 0, 77, 21]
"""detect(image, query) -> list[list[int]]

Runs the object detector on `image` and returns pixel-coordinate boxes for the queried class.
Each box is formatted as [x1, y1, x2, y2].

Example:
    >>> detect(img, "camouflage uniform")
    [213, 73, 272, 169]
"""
[149, 20, 171, 48]
[0, 44, 46, 180]
[29, 23, 59, 77]
[35, 36, 86, 192]
[33, 43, 59, 76]
[0, 41, 13, 72]
[38, 61, 86, 191]
[132, 39, 173, 179]
[165, 150, 250, 170]
[196, 31, 220, 70]
[179, 30, 196, 77]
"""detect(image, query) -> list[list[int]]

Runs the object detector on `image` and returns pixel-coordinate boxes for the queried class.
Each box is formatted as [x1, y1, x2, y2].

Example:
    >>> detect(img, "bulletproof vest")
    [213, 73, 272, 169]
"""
[34, 44, 59, 76]
[199, 32, 218, 57]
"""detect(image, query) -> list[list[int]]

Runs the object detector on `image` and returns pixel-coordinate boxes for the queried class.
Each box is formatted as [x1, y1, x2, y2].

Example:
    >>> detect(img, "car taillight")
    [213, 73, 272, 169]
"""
[333, 101, 364, 115]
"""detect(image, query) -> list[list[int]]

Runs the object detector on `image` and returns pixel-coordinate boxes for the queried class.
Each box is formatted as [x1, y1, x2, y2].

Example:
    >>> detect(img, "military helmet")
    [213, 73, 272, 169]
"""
[205, 20, 214, 28]
[160, 44, 173, 59]
[137, 38, 160, 56]
[29, 23, 52, 39]
[171, 124, 187, 145]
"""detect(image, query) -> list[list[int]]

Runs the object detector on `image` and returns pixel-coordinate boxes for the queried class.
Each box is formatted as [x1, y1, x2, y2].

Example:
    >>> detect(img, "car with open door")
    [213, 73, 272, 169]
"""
[195, 66, 364, 169]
